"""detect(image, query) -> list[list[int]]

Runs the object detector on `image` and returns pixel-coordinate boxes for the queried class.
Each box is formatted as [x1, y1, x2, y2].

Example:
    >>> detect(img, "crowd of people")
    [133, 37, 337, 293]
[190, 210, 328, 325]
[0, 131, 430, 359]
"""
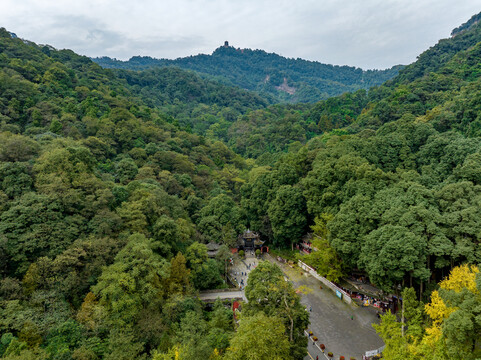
[231, 254, 258, 290]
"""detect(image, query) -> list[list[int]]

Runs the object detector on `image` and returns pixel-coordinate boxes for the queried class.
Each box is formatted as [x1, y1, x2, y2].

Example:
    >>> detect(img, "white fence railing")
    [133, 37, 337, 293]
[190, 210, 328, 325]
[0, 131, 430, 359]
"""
[298, 260, 352, 304]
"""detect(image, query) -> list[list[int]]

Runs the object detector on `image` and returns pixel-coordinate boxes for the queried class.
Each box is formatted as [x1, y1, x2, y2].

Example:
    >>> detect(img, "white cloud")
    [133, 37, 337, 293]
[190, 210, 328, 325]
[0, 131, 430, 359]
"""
[1, 0, 481, 68]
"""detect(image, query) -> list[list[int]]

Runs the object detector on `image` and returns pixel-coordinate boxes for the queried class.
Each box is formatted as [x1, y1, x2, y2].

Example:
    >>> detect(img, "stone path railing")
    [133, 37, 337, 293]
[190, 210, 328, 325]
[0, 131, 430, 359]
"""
[199, 289, 247, 302]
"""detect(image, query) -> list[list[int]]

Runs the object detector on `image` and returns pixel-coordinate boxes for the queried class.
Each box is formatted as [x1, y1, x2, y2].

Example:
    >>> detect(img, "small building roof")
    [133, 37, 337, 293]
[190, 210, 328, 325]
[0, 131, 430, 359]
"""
[241, 229, 259, 239]
[206, 242, 221, 251]
[254, 239, 265, 246]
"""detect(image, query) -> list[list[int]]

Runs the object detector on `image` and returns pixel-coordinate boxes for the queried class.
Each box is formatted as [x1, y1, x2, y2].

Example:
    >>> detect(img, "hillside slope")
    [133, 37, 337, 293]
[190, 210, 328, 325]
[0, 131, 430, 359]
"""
[94, 44, 402, 103]
[115, 66, 273, 135]
[2, 10, 481, 359]
[0, 25, 267, 359]
[239, 11, 481, 294]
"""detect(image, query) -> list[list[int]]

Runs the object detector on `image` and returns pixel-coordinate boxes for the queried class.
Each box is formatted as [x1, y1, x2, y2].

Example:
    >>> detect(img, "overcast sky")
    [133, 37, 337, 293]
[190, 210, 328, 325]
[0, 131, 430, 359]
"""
[2, 1, 481, 69]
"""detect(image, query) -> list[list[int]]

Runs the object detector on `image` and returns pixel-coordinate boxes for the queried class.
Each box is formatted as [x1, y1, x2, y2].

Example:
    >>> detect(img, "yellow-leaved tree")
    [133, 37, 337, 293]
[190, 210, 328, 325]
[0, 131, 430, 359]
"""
[375, 265, 481, 360]
[420, 264, 480, 359]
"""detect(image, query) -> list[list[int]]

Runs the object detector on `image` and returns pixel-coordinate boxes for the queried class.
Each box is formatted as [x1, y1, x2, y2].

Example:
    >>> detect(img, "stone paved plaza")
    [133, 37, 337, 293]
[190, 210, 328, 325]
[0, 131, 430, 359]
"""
[223, 252, 383, 359]
[228, 251, 259, 290]
[265, 255, 384, 360]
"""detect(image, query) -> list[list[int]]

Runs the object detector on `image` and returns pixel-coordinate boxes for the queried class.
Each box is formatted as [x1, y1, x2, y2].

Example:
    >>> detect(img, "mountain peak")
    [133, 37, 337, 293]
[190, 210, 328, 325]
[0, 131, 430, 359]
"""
[93, 45, 401, 103]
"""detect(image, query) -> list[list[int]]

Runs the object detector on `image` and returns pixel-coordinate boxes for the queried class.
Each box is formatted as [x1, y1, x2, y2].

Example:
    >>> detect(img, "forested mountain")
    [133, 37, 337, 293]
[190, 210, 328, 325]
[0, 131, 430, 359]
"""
[94, 45, 402, 103]
[244, 10, 481, 292]
[0, 27, 310, 360]
[93, 65, 366, 161]
[237, 12, 481, 359]
[2, 9, 481, 360]
[113, 66, 273, 135]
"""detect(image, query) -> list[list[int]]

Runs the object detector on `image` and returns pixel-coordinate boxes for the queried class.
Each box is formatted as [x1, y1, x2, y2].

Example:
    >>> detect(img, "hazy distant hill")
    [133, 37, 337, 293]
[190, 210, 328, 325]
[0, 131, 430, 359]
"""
[93, 44, 403, 103]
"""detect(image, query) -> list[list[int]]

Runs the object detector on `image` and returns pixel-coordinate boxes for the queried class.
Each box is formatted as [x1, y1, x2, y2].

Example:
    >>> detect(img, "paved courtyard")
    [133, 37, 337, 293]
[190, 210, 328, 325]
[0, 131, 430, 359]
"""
[265, 255, 384, 360]
[229, 250, 259, 290]
[223, 252, 383, 359]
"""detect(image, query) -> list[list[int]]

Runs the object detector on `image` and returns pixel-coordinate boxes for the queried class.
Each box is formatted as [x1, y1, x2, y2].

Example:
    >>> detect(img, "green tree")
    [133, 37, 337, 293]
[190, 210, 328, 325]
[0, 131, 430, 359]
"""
[92, 233, 168, 327]
[215, 245, 231, 280]
[104, 329, 145, 360]
[240, 167, 275, 238]
[244, 261, 308, 359]
[302, 237, 344, 282]
[373, 311, 411, 360]
[268, 185, 307, 249]
[359, 225, 430, 291]
[44, 319, 82, 359]
[185, 242, 223, 290]
[198, 194, 244, 243]
[224, 313, 290, 360]
[0, 133, 39, 162]
[0, 192, 81, 275]
[401, 287, 424, 340]
[302, 215, 345, 281]
[166, 252, 192, 295]
[152, 215, 180, 257]
[0, 162, 33, 198]
[173, 311, 213, 360]
[328, 194, 377, 268]
[49, 118, 62, 134]
[115, 157, 138, 184]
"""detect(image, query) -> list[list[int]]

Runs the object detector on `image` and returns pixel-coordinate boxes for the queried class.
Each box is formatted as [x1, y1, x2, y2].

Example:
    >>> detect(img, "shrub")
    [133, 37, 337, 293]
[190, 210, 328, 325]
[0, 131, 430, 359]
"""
[328, 352, 333, 357]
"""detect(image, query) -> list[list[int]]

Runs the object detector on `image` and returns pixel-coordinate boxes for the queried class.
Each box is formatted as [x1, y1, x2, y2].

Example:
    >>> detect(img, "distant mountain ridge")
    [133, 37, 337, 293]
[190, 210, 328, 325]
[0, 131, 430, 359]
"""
[93, 44, 403, 103]
[451, 12, 481, 37]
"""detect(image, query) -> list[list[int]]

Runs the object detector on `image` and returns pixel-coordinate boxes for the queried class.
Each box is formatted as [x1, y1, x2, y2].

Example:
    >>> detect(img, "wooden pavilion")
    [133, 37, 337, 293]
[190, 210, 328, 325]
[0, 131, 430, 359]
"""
[237, 229, 267, 252]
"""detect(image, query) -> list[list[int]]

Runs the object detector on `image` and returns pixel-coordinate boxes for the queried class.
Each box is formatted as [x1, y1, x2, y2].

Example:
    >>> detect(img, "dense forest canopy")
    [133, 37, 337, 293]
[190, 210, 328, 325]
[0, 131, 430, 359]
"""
[0, 25, 312, 360]
[94, 45, 402, 103]
[1, 9, 481, 360]
[241, 11, 481, 286]
[236, 12, 481, 359]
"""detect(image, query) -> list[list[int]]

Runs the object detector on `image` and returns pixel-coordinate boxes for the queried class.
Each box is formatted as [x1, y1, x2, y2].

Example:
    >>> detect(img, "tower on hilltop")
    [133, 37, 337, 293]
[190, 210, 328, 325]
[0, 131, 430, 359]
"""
[224, 41, 229, 47]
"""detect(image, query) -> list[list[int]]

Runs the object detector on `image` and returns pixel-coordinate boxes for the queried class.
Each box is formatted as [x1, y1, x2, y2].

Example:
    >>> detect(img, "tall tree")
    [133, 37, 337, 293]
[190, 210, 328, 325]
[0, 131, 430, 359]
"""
[92, 233, 168, 327]
[244, 261, 309, 359]
[267, 185, 307, 249]
[359, 224, 430, 291]
[198, 194, 244, 243]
